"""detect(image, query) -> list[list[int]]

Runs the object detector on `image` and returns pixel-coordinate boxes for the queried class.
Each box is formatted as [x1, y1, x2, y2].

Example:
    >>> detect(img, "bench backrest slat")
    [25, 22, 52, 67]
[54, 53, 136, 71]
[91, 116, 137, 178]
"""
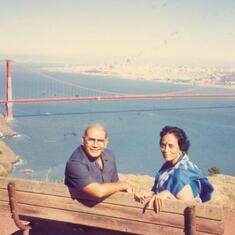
[0, 176, 224, 235]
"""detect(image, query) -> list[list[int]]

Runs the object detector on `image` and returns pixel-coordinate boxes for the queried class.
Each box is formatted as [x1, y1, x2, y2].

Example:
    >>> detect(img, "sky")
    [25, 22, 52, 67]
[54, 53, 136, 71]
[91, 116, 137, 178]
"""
[0, 0, 235, 66]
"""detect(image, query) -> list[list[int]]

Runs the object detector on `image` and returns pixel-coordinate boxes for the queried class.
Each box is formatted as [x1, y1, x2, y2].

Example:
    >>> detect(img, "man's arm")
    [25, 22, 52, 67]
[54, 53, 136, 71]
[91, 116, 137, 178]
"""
[82, 181, 131, 199]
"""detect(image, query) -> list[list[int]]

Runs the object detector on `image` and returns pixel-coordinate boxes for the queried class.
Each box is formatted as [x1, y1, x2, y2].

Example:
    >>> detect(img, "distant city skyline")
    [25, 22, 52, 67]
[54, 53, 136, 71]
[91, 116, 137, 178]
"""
[0, 0, 235, 66]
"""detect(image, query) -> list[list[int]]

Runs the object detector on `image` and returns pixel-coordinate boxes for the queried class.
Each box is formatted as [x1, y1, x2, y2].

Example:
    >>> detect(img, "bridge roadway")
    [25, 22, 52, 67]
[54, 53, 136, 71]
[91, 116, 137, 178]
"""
[0, 93, 235, 104]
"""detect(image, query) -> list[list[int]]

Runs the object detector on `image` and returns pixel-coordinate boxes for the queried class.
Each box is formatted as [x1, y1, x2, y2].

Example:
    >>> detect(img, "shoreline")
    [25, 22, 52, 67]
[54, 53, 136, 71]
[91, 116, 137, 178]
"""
[86, 71, 235, 90]
[0, 114, 18, 176]
[41, 64, 235, 90]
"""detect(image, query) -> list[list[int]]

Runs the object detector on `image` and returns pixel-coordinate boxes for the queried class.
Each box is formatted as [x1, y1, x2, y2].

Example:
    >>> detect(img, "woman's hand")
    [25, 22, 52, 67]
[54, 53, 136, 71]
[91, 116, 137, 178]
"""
[134, 191, 154, 204]
[145, 190, 176, 213]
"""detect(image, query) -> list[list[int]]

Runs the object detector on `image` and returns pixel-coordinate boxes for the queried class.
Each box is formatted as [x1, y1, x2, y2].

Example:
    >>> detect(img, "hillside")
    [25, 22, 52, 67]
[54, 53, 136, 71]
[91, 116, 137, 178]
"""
[119, 173, 235, 209]
[0, 114, 18, 176]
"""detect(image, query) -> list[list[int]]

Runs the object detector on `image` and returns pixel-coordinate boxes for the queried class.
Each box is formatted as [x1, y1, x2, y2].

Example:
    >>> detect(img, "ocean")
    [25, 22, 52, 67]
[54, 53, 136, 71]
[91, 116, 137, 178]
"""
[1, 66, 235, 181]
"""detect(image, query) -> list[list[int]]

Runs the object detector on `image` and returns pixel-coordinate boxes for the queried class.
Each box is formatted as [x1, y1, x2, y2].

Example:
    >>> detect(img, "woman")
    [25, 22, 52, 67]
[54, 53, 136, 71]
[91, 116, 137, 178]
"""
[135, 126, 214, 212]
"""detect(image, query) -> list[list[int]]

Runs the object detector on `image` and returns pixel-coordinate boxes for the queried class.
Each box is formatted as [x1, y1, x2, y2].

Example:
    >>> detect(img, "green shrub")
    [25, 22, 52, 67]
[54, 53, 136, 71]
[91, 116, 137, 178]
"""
[208, 166, 221, 176]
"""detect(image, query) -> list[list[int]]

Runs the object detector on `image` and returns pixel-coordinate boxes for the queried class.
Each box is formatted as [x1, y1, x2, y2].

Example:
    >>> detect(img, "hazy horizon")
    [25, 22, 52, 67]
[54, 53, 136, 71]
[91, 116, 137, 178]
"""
[1, 1, 235, 67]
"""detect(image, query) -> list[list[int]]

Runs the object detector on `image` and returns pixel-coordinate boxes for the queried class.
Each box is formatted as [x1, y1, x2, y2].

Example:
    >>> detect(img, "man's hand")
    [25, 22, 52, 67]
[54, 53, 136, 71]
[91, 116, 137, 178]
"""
[125, 187, 133, 194]
[118, 181, 133, 193]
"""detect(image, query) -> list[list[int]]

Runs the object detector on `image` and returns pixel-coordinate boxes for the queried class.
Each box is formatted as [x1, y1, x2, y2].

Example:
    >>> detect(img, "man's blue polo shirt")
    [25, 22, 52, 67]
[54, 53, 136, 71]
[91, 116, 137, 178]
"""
[64, 145, 119, 191]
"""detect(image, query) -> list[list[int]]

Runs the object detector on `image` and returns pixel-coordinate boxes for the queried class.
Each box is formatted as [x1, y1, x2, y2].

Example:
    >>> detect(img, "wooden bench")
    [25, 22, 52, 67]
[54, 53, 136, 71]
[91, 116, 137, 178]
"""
[0, 176, 225, 235]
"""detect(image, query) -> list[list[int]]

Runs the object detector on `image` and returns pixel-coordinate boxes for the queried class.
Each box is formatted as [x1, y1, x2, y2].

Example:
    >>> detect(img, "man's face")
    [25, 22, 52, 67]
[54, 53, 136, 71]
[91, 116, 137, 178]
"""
[82, 127, 108, 158]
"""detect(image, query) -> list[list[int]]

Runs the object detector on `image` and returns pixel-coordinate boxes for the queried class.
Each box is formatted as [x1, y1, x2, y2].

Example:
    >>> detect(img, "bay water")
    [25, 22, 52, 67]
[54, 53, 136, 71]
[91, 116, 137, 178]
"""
[1, 67, 235, 181]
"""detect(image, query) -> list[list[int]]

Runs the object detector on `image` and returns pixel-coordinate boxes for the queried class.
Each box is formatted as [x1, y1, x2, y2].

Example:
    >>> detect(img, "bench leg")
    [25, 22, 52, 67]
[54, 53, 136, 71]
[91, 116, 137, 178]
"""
[8, 181, 31, 235]
[184, 206, 197, 235]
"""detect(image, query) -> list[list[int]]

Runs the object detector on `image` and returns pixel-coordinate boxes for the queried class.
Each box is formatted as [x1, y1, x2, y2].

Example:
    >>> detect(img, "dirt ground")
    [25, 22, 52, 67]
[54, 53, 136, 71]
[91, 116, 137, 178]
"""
[0, 211, 20, 235]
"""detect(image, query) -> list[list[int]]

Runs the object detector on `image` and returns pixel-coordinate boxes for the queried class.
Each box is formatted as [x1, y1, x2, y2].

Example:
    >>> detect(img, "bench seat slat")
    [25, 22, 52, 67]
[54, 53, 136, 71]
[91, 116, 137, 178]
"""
[0, 188, 224, 235]
[0, 177, 223, 220]
[0, 177, 225, 234]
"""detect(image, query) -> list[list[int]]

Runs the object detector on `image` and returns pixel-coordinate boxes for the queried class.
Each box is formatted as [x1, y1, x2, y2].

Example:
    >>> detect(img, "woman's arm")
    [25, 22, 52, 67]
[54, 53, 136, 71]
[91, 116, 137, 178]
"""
[145, 184, 194, 213]
[175, 184, 194, 200]
[150, 190, 176, 212]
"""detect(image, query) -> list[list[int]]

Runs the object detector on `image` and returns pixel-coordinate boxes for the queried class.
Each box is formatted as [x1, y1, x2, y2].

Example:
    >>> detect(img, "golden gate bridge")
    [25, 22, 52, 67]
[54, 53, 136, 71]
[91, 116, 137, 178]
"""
[1, 59, 235, 121]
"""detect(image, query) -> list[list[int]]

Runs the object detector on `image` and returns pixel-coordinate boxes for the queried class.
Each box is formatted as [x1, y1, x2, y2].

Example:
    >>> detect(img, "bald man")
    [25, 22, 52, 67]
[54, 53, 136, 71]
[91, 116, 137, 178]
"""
[65, 123, 131, 199]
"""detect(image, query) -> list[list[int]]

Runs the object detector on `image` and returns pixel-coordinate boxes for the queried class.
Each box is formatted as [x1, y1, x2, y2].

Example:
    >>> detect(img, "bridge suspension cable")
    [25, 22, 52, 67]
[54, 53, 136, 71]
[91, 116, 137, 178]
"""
[12, 61, 204, 96]
[13, 61, 125, 96]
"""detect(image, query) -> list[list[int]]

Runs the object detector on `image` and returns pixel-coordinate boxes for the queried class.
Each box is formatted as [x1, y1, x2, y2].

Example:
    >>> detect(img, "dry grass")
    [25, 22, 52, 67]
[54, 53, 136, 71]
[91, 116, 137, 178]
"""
[207, 175, 235, 208]
[119, 173, 235, 209]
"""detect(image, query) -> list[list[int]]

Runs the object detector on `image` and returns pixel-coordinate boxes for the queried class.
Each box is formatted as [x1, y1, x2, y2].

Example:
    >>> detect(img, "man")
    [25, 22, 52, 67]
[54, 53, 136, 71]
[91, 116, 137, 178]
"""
[65, 123, 131, 199]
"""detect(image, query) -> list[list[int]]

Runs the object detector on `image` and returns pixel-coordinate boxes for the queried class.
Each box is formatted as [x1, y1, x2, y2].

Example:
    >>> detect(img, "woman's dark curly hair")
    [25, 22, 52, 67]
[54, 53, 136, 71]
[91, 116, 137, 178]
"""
[159, 126, 190, 154]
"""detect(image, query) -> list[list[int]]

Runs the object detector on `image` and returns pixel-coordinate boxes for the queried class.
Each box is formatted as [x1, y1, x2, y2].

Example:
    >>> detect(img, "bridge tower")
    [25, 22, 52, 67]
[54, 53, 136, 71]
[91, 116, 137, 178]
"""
[5, 59, 13, 121]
